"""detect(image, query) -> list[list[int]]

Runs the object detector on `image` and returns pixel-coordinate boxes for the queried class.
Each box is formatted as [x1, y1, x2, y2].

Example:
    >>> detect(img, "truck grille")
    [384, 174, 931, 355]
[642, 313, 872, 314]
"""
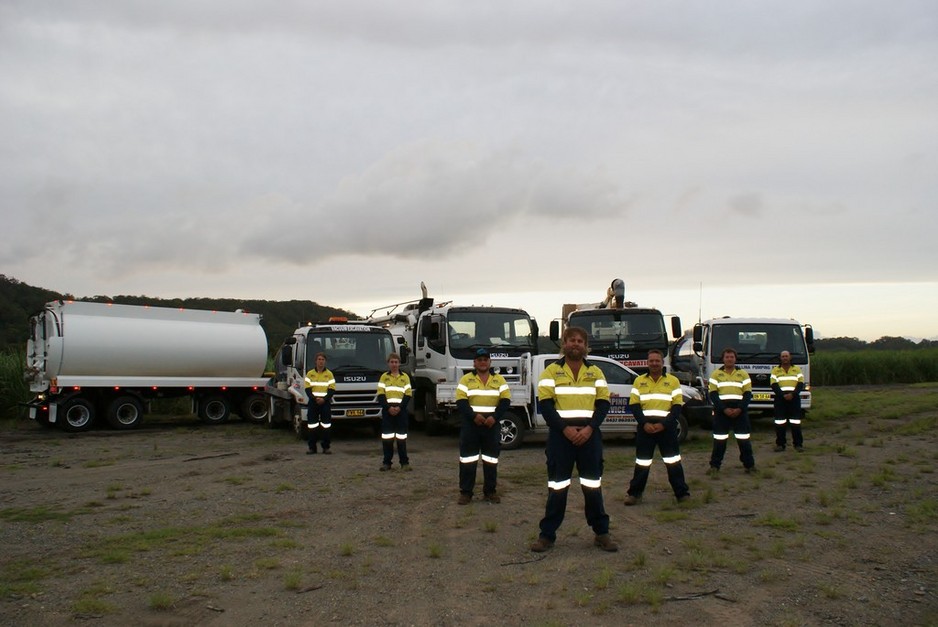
[749, 372, 771, 389]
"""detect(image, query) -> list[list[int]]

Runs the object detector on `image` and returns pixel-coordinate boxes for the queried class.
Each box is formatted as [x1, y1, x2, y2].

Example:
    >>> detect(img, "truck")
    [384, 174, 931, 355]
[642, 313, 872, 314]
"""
[24, 300, 271, 432]
[266, 319, 399, 437]
[365, 283, 539, 433]
[690, 316, 815, 424]
[549, 278, 682, 375]
[434, 353, 700, 449]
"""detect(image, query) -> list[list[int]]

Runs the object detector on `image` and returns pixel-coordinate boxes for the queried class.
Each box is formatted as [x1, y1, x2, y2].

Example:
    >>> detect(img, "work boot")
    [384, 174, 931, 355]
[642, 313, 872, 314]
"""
[623, 495, 641, 506]
[530, 536, 554, 553]
[706, 466, 719, 477]
[379, 463, 392, 472]
[773, 445, 785, 452]
[745, 466, 758, 474]
[794, 446, 804, 453]
[457, 493, 472, 505]
[306, 449, 317, 455]
[400, 463, 412, 472]
[676, 494, 691, 504]
[594, 534, 619, 552]
[322, 449, 332, 455]
[483, 492, 501, 504]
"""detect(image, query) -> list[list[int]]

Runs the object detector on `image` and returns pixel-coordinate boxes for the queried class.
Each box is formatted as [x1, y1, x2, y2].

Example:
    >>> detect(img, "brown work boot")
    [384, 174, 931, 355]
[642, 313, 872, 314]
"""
[623, 495, 641, 506]
[530, 536, 554, 553]
[457, 493, 472, 505]
[483, 492, 501, 504]
[594, 534, 619, 552]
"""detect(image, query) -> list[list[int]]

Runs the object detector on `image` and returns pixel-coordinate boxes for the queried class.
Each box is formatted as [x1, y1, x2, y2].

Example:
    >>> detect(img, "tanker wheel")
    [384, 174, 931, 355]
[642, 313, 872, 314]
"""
[199, 395, 231, 424]
[240, 393, 269, 424]
[59, 397, 96, 432]
[106, 395, 144, 430]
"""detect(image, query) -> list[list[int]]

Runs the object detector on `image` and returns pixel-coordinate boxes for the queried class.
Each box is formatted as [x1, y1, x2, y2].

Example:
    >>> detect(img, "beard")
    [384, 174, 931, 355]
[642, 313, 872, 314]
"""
[563, 345, 587, 361]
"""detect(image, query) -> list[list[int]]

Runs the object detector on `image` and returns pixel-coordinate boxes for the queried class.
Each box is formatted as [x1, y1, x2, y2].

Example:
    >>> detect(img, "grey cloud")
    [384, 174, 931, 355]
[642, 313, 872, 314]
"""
[728, 192, 764, 218]
[7, 1, 935, 57]
[241, 141, 632, 264]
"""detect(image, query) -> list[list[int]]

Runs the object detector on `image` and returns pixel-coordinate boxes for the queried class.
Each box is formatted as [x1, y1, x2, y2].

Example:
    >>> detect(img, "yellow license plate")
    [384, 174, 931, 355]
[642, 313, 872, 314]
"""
[752, 392, 772, 401]
[346, 409, 365, 417]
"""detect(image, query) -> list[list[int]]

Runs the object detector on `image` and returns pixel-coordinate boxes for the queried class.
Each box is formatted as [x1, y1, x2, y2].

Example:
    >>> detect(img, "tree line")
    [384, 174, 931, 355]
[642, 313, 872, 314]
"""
[3, 274, 935, 355]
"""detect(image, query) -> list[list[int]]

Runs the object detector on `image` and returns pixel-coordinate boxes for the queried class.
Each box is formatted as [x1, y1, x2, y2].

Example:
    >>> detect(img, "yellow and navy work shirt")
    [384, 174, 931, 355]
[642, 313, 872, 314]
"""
[629, 373, 683, 424]
[304, 368, 336, 399]
[538, 358, 610, 428]
[455, 371, 510, 415]
[770, 365, 804, 393]
[377, 371, 412, 405]
[708, 367, 751, 406]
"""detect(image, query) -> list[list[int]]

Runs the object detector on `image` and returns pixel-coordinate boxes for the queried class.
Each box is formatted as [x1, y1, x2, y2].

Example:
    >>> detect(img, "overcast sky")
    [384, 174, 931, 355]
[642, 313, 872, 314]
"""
[2, 1, 936, 341]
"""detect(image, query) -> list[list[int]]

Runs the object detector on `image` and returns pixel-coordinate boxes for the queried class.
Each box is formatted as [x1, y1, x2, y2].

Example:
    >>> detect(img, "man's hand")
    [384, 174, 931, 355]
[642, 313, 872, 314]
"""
[474, 414, 486, 426]
[389, 406, 399, 416]
[484, 416, 496, 428]
[315, 397, 325, 406]
[643, 423, 659, 434]
[783, 392, 794, 401]
[564, 425, 593, 446]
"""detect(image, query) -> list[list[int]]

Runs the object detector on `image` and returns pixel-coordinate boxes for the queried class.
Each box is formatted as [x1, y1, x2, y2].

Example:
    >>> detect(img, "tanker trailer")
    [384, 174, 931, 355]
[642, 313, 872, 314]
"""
[24, 301, 270, 432]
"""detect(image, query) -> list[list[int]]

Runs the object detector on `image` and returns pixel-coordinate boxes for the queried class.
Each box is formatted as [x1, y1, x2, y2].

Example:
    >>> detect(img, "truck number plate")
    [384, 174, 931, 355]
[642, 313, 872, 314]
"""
[752, 392, 772, 401]
[346, 409, 365, 417]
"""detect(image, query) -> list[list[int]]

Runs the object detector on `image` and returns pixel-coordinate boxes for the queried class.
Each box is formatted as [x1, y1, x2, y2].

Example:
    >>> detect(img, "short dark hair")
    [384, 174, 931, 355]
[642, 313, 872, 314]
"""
[647, 348, 664, 358]
[721, 347, 737, 358]
[387, 353, 401, 362]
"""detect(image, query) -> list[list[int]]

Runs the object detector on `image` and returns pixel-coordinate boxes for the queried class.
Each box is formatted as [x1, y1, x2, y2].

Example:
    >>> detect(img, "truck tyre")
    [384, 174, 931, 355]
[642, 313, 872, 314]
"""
[676, 414, 689, 443]
[106, 395, 144, 430]
[423, 390, 442, 436]
[292, 406, 307, 440]
[198, 395, 231, 424]
[59, 397, 95, 432]
[239, 393, 268, 424]
[499, 411, 525, 450]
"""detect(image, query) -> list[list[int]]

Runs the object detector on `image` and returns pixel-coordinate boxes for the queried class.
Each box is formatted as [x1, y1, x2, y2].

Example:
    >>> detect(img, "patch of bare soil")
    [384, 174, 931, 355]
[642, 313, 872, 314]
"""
[0, 402, 935, 626]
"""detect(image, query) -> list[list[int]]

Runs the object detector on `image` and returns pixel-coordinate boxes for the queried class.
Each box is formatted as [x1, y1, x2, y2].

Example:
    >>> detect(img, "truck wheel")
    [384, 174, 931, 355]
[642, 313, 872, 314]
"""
[59, 397, 95, 432]
[106, 396, 144, 430]
[499, 411, 525, 450]
[292, 406, 307, 440]
[240, 393, 268, 424]
[423, 390, 441, 436]
[198, 395, 231, 424]
[676, 414, 689, 443]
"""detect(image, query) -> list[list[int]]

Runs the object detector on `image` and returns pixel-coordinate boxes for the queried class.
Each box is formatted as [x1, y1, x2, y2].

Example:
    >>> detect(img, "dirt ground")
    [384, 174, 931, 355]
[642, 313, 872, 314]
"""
[1, 392, 936, 626]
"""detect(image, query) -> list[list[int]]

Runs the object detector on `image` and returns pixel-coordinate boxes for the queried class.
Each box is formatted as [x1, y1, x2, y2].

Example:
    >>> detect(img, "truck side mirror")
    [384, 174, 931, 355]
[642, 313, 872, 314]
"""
[692, 325, 702, 343]
[549, 320, 560, 342]
[804, 326, 815, 354]
[671, 317, 682, 339]
[279, 345, 294, 367]
[399, 346, 410, 363]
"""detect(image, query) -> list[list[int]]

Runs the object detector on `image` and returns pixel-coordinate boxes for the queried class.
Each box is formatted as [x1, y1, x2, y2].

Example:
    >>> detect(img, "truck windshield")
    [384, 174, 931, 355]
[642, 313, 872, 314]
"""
[447, 310, 536, 358]
[306, 331, 396, 373]
[709, 324, 808, 365]
[571, 311, 667, 351]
